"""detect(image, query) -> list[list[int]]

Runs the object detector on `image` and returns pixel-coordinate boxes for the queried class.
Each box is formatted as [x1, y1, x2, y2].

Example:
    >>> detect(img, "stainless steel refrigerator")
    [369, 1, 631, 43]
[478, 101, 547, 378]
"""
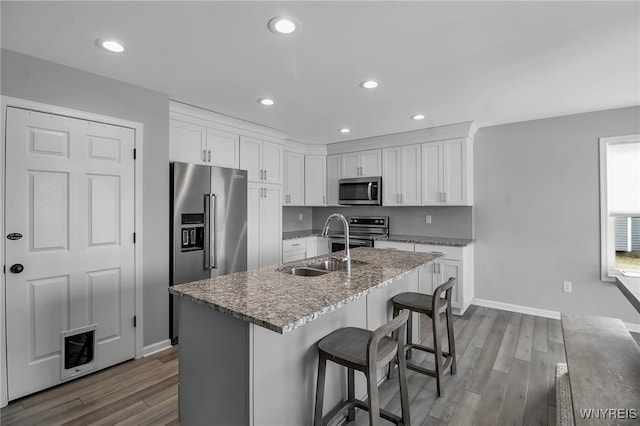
[169, 162, 247, 343]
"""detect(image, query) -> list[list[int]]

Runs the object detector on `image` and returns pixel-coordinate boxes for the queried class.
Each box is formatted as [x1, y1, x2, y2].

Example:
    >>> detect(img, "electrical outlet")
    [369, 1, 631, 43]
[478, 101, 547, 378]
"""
[563, 281, 572, 293]
[425, 215, 431, 224]
[298, 213, 303, 221]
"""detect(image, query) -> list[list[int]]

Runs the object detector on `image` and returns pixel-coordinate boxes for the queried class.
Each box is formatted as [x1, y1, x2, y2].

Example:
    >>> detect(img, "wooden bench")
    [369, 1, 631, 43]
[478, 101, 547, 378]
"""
[561, 313, 640, 425]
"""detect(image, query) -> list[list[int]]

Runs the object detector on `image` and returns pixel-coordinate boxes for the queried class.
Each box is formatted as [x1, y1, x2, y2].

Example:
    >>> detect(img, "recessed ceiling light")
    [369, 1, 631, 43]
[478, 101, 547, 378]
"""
[411, 114, 425, 120]
[339, 128, 351, 134]
[268, 16, 300, 35]
[96, 39, 125, 53]
[360, 80, 380, 89]
[258, 98, 275, 106]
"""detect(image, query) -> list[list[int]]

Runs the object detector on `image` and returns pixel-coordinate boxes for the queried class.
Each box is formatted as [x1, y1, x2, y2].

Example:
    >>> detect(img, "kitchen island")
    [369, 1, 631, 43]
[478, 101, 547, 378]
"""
[169, 247, 440, 425]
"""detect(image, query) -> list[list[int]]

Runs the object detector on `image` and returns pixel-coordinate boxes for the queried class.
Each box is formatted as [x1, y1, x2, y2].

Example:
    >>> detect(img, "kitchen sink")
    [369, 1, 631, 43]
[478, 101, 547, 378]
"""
[277, 257, 365, 277]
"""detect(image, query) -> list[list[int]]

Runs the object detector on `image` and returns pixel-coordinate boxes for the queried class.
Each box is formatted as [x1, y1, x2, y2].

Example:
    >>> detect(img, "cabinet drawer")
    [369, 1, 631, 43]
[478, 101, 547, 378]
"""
[283, 238, 307, 253]
[282, 249, 307, 263]
[374, 241, 415, 251]
[414, 244, 462, 260]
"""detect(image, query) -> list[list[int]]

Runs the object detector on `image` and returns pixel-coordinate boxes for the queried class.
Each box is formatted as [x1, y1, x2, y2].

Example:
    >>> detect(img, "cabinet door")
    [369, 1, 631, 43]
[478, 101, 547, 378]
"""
[400, 144, 422, 205]
[207, 129, 239, 169]
[422, 141, 443, 205]
[260, 185, 282, 267]
[305, 237, 318, 258]
[326, 155, 341, 205]
[442, 138, 466, 205]
[283, 152, 304, 205]
[360, 149, 382, 177]
[439, 259, 461, 308]
[240, 137, 263, 182]
[382, 148, 400, 206]
[316, 237, 330, 256]
[341, 152, 360, 178]
[247, 183, 261, 271]
[262, 142, 282, 185]
[170, 120, 207, 164]
[305, 155, 327, 206]
[418, 263, 438, 294]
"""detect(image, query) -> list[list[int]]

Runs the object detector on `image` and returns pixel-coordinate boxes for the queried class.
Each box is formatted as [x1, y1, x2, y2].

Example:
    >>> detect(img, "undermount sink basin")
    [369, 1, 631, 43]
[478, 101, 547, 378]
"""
[277, 257, 363, 277]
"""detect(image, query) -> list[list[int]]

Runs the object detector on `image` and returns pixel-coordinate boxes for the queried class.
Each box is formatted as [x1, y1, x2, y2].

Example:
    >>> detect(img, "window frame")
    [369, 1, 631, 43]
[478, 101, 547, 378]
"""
[599, 134, 640, 281]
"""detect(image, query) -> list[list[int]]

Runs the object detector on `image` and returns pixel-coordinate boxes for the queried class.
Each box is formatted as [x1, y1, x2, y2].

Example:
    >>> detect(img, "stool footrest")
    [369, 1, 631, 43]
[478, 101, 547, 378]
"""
[322, 398, 407, 426]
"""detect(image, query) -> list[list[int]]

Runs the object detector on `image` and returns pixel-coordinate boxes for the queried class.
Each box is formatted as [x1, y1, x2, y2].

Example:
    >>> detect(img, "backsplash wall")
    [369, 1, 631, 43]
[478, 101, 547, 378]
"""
[282, 207, 314, 232]
[309, 206, 473, 239]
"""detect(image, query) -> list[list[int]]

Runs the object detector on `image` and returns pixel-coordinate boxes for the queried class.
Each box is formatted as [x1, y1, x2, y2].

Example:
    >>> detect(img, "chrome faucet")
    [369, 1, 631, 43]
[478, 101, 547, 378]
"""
[321, 213, 351, 273]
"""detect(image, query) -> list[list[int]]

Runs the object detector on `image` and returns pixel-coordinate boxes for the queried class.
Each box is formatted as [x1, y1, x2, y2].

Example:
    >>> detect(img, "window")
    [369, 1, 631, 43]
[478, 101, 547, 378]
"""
[600, 134, 640, 280]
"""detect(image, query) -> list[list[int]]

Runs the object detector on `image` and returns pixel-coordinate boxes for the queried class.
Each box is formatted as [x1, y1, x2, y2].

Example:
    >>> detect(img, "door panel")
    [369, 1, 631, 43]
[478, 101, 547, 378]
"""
[443, 139, 465, 204]
[5, 107, 136, 400]
[422, 142, 443, 205]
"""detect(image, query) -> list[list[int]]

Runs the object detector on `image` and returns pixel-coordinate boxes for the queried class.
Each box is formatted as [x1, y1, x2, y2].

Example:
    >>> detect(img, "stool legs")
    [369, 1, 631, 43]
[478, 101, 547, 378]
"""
[366, 365, 380, 426]
[314, 355, 327, 426]
[446, 307, 457, 375]
[432, 311, 444, 397]
[347, 368, 355, 422]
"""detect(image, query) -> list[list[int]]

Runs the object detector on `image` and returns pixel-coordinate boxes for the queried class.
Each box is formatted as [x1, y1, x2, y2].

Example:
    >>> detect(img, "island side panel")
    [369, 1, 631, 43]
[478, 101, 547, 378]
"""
[251, 296, 368, 426]
[179, 298, 250, 426]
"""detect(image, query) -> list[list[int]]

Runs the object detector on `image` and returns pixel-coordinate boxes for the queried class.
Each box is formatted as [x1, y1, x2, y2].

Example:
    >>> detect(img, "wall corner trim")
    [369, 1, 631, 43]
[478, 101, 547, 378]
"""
[143, 339, 173, 357]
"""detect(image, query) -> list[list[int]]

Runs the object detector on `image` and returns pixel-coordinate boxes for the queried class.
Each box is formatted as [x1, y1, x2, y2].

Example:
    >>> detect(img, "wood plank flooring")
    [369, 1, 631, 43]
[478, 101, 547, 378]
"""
[2, 306, 638, 425]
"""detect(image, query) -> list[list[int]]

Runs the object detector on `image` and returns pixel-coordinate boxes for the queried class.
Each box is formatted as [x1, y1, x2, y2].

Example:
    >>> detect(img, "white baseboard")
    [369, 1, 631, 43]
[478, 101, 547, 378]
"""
[143, 339, 173, 357]
[472, 298, 640, 333]
[472, 298, 561, 320]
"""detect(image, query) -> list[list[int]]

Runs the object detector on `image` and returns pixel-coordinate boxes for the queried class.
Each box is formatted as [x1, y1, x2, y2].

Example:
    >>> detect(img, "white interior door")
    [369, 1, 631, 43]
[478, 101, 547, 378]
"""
[5, 107, 136, 400]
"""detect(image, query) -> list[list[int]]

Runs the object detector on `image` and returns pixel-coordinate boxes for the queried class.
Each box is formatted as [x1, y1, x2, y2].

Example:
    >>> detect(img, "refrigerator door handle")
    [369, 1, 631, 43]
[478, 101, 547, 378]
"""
[204, 193, 217, 270]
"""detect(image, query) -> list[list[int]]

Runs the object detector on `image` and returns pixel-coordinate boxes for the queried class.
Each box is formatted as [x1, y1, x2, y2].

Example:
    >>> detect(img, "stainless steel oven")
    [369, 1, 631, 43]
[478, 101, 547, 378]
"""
[328, 216, 389, 253]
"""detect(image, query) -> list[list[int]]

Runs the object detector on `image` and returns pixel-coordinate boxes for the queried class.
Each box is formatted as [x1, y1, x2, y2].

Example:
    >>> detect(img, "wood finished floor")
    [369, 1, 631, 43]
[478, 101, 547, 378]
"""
[3, 305, 638, 425]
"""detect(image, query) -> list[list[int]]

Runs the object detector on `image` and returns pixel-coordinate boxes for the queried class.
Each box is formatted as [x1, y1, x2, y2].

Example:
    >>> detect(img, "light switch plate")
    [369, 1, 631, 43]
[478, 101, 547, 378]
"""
[563, 281, 572, 293]
[425, 215, 431, 224]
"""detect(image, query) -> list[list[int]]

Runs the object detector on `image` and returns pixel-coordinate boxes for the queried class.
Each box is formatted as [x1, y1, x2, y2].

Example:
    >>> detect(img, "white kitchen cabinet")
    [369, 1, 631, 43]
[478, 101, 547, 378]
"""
[240, 136, 282, 184]
[305, 155, 327, 206]
[326, 154, 341, 206]
[170, 119, 239, 168]
[248, 183, 282, 270]
[283, 151, 305, 205]
[414, 243, 474, 315]
[340, 149, 382, 178]
[382, 144, 422, 206]
[421, 138, 472, 206]
[373, 241, 415, 251]
[282, 237, 307, 263]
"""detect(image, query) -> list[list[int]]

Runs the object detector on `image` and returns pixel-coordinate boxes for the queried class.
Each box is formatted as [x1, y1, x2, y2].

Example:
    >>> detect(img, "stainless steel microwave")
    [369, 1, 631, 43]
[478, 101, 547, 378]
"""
[338, 176, 382, 205]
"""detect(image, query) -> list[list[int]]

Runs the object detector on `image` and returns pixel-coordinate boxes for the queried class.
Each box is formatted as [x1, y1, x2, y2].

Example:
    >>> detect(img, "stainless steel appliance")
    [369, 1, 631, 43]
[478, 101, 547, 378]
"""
[338, 176, 382, 205]
[169, 162, 247, 343]
[327, 216, 389, 252]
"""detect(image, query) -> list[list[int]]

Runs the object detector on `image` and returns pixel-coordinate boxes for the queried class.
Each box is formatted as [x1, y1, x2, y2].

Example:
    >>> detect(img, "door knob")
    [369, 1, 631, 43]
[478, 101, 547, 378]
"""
[10, 264, 24, 274]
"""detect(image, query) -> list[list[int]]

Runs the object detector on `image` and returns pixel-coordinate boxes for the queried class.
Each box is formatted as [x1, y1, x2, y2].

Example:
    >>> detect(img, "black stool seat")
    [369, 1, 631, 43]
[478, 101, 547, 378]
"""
[314, 310, 411, 426]
[389, 277, 457, 397]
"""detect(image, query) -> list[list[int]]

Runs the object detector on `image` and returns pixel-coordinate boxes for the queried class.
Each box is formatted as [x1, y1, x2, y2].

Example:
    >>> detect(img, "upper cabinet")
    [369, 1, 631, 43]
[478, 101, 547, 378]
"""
[283, 151, 305, 205]
[326, 155, 341, 206]
[170, 119, 239, 168]
[305, 155, 327, 206]
[422, 138, 473, 206]
[240, 136, 282, 185]
[382, 144, 422, 206]
[341, 149, 382, 178]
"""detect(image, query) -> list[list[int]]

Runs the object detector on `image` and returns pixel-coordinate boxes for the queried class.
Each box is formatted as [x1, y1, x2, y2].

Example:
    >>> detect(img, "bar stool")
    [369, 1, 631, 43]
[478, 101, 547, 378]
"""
[389, 277, 457, 397]
[314, 309, 411, 426]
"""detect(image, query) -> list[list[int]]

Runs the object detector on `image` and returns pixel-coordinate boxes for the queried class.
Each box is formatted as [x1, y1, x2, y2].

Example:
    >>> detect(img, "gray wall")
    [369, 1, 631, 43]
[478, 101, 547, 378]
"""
[311, 206, 473, 239]
[474, 106, 640, 325]
[1, 49, 170, 346]
[282, 207, 314, 232]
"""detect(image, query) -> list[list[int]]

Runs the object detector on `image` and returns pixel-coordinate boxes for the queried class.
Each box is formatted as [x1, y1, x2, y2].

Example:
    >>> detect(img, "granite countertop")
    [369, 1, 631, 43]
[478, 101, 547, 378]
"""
[169, 247, 440, 334]
[376, 235, 473, 247]
[282, 229, 325, 240]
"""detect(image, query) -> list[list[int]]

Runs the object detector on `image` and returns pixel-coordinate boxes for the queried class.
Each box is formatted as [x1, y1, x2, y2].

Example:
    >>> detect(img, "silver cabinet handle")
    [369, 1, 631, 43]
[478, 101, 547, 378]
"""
[260, 169, 263, 180]
[264, 169, 267, 180]
[207, 150, 212, 162]
[292, 243, 301, 247]
[322, 195, 326, 204]
[443, 192, 447, 203]
[202, 150, 207, 162]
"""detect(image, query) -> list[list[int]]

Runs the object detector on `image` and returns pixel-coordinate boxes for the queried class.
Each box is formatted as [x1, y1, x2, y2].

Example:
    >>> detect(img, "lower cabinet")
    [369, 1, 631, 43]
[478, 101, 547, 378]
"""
[282, 238, 306, 263]
[374, 240, 474, 315]
[248, 183, 282, 270]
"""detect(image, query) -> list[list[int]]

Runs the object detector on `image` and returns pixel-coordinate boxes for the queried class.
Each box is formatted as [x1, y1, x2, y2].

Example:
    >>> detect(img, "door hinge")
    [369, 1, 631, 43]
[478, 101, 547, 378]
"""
[133, 316, 137, 327]
[133, 148, 137, 160]
[133, 233, 136, 243]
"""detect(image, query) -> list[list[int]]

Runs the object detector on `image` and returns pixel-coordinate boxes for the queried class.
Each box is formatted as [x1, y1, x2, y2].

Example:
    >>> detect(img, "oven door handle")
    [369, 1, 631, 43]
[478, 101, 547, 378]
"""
[367, 182, 373, 200]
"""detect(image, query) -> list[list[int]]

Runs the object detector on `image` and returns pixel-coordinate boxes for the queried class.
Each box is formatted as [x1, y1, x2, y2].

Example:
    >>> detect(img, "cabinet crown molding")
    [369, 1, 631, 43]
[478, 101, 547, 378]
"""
[327, 121, 477, 155]
[170, 100, 288, 144]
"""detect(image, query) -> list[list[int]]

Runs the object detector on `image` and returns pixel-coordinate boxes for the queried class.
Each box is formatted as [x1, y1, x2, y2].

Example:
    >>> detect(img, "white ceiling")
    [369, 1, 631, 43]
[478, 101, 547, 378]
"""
[1, 1, 638, 144]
